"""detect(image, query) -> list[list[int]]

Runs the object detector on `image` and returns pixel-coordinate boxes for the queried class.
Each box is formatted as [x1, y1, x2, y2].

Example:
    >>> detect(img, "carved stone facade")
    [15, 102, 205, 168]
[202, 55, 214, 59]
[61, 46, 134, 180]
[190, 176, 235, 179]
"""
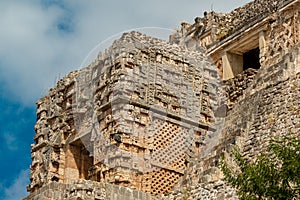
[25, 0, 299, 199]
[27, 31, 224, 198]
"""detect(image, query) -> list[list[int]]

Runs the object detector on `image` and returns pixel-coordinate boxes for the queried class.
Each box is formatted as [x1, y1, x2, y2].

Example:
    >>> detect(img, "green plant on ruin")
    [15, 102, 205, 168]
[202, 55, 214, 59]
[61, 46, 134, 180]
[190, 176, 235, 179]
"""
[220, 135, 300, 200]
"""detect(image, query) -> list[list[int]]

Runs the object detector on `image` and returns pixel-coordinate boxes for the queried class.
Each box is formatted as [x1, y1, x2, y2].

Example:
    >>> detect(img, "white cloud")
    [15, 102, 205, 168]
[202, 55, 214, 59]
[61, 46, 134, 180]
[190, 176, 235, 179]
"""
[0, 0, 251, 106]
[0, 0, 76, 105]
[2, 132, 18, 151]
[3, 169, 29, 200]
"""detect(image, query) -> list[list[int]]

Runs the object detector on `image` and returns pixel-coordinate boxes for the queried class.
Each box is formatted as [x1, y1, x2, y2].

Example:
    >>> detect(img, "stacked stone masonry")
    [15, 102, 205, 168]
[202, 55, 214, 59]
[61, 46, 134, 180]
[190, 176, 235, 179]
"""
[24, 179, 156, 200]
[25, 0, 300, 199]
[224, 68, 258, 110]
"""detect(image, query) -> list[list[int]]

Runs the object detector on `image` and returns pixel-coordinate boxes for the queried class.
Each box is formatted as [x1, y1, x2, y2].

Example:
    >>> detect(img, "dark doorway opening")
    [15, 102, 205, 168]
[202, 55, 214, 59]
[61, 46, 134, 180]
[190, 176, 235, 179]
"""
[243, 47, 260, 70]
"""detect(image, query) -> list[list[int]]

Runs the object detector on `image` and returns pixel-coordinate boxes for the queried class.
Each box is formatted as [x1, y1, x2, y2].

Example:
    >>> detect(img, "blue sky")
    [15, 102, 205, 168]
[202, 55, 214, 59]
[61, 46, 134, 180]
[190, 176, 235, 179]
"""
[0, 0, 251, 199]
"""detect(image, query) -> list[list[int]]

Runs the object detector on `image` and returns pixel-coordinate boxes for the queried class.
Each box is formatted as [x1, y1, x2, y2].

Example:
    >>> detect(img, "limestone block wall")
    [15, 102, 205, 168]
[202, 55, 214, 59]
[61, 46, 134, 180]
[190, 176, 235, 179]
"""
[24, 179, 156, 200]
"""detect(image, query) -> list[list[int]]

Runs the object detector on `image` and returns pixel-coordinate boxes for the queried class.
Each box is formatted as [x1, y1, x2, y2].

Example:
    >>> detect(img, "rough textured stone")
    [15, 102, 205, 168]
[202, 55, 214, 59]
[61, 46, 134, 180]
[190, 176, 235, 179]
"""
[25, 0, 300, 199]
[26, 31, 223, 197]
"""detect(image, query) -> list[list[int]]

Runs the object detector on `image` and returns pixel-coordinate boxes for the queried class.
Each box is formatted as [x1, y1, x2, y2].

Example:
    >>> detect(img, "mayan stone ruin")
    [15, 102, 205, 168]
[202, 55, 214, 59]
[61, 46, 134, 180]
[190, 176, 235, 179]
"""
[24, 0, 299, 199]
